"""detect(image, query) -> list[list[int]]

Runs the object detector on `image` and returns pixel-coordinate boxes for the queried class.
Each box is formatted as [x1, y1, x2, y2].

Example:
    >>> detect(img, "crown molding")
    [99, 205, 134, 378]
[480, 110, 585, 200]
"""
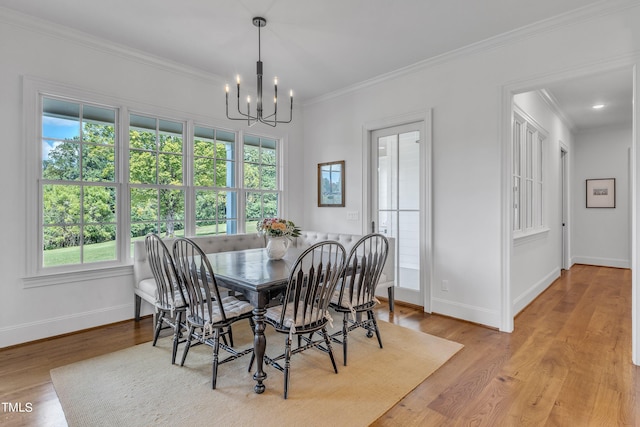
[305, 0, 640, 106]
[537, 89, 577, 132]
[0, 6, 226, 86]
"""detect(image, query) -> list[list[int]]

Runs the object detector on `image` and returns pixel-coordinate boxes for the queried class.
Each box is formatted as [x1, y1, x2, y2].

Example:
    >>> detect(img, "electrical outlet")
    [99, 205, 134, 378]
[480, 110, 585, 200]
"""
[441, 279, 449, 292]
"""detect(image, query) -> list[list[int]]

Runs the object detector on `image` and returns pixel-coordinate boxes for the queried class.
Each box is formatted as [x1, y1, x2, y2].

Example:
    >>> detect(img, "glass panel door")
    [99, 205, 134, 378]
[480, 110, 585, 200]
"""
[371, 123, 423, 305]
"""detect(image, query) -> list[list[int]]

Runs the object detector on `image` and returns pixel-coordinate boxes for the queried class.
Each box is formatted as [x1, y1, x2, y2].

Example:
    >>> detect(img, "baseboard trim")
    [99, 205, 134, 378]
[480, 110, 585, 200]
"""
[512, 267, 561, 315]
[572, 256, 630, 269]
[376, 296, 423, 311]
[431, 298, 500, 329]
[0, 315, 154, 351]
[0, 304, 134, 348]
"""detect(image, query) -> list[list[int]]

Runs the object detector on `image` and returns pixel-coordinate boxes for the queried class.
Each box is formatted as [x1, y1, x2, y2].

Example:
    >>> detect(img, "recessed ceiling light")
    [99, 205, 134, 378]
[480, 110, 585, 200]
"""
[592, 104, 605, 109]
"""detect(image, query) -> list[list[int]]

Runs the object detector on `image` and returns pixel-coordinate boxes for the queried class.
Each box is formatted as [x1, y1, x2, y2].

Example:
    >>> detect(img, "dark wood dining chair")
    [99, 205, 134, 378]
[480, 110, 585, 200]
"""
[329, 233, 389, 365]
[145, 233, 188, 364]
[172, 237, 255, 389]
[253, 240, 346, 399]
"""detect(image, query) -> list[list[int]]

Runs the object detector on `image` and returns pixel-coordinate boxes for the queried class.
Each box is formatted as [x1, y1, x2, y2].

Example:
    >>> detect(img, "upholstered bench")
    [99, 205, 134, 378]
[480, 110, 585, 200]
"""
[132, 230, 396, 320]
[132, 233, 266, 320]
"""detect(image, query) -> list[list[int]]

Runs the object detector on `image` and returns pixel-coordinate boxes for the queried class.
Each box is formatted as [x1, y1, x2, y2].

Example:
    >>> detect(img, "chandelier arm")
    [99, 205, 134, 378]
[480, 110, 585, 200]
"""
[226, 86, 258, 123]
[258, 118, 277, 127]
[226, 92, 244, 120]
[226, 97, 257, 122]
[226, 112, 257, 122]
[227, 104, 256, 121]
[263, 95, 292, 122]
[262, 106, 277, 120]
[260, 115, 293, 125]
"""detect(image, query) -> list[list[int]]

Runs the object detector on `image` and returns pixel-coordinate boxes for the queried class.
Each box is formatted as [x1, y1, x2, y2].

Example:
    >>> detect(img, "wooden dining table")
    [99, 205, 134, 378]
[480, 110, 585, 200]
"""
[205, 247, 305, 394]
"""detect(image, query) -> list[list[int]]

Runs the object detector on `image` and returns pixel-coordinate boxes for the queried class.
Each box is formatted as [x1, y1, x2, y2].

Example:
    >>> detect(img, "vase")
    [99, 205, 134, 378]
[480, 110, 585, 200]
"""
[266, 236, 290, 260]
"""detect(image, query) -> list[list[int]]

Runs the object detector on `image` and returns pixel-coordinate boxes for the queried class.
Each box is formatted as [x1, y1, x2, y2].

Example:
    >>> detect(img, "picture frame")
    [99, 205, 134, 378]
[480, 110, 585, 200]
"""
[318, 160, 345, 207]
[586, 178, 615, 208]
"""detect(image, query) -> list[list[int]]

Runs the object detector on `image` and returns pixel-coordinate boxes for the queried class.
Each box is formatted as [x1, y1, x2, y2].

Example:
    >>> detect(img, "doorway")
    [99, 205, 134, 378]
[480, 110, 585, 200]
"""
[501, 65, 636, 363]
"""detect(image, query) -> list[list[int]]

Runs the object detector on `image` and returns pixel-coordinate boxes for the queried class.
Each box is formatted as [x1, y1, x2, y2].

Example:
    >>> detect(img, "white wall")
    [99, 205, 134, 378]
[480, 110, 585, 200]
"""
[0, 10, 304, 347]
[572, 125, 632, 268]
[510, 91, 573, 314]
[302, 3, 640, 328]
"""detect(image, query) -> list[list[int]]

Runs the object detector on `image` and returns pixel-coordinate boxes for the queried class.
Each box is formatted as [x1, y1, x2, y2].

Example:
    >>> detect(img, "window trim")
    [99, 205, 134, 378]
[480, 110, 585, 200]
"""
[24, 77, 130, 278]
[514, 227, 551, 246]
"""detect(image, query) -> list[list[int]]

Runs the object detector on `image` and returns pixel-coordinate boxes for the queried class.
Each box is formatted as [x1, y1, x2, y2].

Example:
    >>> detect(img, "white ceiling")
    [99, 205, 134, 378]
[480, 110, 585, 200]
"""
[0, 0, 632, 130]
[542, 68, 633, 132]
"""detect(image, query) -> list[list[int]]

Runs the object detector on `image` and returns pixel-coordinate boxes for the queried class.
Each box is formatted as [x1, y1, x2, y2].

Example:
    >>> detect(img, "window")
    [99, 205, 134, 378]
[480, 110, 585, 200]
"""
[41, 97, 118, 268]
[244, 134, 279, 233]
[30, 83, 284, 276]
[129, 114, 185, 241]
[512, 109, 546, 235]
[193, 126, 238, 235]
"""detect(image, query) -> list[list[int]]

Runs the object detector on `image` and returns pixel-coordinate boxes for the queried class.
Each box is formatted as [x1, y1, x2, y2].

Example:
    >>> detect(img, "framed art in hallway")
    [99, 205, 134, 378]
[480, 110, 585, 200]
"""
[586, 178, 615, 208]
[318, 160, 345, 207]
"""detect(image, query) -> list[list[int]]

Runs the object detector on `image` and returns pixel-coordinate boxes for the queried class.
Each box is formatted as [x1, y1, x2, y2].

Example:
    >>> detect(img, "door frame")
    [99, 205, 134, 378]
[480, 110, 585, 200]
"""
[560, 143, 570, 270]
[362, 109, 433, 312]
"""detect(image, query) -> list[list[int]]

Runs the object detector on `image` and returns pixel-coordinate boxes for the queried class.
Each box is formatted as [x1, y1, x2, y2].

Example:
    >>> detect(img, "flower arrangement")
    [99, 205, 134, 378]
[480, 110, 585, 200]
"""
[257, 218, 301, 239]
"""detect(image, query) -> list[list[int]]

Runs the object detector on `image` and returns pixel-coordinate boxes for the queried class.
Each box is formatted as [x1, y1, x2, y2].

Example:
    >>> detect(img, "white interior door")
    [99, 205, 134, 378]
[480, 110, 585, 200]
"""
[371, 122, 425, 306]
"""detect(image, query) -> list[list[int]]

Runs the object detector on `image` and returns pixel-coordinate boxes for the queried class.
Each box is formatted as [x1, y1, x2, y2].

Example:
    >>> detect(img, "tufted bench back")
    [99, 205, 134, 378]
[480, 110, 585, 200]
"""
[293, 230, 359, 253]
[133, 233, 266, 289]
[293, 230, 395, 289]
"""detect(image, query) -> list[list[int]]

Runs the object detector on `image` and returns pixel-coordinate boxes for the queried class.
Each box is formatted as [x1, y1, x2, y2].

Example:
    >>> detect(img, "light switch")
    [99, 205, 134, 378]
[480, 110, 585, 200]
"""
[347, 211, 359, 221]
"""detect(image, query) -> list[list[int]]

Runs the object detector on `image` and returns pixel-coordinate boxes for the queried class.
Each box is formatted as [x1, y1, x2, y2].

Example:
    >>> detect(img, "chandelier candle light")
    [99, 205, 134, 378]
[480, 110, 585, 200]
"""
[225, 17, 293, 127]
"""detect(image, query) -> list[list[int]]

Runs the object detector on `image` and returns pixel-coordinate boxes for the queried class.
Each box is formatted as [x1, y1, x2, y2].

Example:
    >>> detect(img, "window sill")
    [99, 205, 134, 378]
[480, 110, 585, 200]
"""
[513, 228, 550, 246]
[22, 265, 133, 289]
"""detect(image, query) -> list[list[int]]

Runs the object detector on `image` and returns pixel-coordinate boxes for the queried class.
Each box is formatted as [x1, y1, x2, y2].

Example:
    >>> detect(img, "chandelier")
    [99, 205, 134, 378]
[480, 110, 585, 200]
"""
[225, 17, 293, 127]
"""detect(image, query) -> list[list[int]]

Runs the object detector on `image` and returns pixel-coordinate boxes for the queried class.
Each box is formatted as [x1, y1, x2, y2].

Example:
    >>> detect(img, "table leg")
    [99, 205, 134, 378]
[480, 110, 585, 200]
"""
[252, 306, 267, 394]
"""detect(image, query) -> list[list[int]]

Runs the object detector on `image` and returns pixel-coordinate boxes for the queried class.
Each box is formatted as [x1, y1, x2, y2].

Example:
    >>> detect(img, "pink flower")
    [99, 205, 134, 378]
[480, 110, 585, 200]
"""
[257, 217, 301, 238]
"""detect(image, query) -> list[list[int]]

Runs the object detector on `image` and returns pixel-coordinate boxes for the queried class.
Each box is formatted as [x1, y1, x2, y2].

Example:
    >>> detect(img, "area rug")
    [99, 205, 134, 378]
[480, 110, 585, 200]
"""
[51, 320, 463, 427]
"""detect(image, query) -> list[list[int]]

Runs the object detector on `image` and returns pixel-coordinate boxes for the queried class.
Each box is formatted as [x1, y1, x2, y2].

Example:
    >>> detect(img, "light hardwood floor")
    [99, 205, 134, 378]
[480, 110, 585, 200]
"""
[1, 264, 638, 426]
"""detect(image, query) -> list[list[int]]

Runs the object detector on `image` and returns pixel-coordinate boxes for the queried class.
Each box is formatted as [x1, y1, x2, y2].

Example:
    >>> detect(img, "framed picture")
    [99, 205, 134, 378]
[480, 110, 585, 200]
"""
[586, 178, 615, 208]
[318, 160, 345, 207]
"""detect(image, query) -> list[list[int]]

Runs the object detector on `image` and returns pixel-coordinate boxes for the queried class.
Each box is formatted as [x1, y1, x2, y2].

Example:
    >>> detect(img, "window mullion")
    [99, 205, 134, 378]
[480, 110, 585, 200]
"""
[184, 120, 195, 237]
[119, 106, 131, 261]
[519, 121, 525, 232]
[238, 130, 246, 234]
